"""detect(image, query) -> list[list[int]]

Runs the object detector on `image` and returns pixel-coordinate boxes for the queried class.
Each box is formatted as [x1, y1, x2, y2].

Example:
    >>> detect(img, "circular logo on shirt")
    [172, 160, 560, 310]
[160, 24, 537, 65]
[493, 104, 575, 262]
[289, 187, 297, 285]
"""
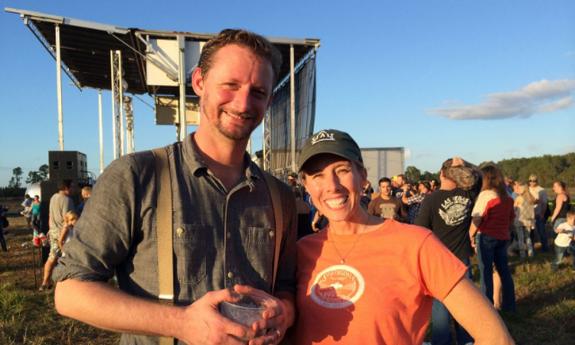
[310, 264, 365, 309]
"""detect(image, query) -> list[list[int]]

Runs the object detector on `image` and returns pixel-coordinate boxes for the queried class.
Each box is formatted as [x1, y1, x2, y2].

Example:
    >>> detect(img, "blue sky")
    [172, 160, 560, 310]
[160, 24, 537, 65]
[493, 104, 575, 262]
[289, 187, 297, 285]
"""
[1, 0, 574, 187]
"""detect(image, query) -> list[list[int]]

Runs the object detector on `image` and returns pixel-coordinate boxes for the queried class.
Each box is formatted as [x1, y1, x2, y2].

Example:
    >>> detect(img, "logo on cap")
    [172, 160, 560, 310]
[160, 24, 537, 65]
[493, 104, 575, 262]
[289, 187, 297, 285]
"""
[311, 130, 335, 145]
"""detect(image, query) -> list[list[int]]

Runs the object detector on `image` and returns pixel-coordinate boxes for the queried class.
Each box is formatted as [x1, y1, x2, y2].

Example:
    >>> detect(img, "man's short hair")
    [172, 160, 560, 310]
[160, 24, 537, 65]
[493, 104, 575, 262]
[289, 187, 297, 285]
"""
[197, 29, 282, 83]
[566, 210, 575, 220]
[59, 179, 73, 191]
[418, 181, 431, 191]
[379, 177, 391, 185]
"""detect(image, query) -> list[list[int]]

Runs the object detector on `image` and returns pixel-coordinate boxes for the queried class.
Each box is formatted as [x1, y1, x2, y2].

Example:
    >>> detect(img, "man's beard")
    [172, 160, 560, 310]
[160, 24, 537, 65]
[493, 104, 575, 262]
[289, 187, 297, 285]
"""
[204, 102, 260, 140]
[215, 113, 257, 140]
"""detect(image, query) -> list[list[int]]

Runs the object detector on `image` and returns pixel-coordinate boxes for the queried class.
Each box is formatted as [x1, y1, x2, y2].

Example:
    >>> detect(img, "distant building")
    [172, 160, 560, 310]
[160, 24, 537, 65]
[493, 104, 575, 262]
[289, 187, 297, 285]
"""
[361, 148, 405, 187]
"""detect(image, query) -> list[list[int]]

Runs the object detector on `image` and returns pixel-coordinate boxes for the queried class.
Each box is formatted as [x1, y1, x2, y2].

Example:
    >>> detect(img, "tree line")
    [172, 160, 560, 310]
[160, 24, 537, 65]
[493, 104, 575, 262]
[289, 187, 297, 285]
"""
[497, 153, 575, 188]
[404, 152, 575, 188]
[1, 165, 48, 197]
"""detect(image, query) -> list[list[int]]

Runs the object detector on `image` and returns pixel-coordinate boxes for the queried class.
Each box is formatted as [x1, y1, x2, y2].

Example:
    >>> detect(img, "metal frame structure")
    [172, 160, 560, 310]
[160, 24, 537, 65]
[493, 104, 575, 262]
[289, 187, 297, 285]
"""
[110, 50, 124, 159]
[6, 7, 320, 175]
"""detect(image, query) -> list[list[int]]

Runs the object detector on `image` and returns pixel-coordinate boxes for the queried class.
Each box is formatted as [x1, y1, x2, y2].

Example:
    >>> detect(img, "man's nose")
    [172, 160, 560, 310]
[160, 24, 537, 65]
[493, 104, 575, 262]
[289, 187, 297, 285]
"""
[230, 86, 252, 113]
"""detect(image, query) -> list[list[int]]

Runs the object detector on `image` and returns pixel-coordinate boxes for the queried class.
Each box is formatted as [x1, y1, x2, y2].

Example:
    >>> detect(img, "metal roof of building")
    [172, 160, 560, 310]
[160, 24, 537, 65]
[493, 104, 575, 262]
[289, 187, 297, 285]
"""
[5, 7, 320, 96]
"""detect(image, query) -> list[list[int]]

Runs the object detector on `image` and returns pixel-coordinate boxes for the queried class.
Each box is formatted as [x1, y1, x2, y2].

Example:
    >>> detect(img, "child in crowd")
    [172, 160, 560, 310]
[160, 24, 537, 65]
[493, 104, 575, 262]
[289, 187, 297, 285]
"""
[58, 211, 78, 256]
[511, 181, 536, 258]
[552, 210, 575, 271]
[30, 195, 41, 230]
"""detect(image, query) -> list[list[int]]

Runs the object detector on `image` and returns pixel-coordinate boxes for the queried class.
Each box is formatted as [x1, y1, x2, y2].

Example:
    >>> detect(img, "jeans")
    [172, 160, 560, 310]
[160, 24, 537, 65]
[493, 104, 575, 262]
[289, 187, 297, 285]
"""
[476, 233, 516, 312]
[535, 215, 549, 252]
[431, 258, 473, 345]
[553, 242, 575, 268]
[513, 225, 533, 258]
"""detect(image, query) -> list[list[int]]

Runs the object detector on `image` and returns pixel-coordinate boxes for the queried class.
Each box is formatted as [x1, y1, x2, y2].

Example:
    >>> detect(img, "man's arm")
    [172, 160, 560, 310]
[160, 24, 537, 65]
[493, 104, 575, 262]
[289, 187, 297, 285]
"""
[443, 278, 515, 345]
[367, 199, 376, 216]
[55, 279, 256, 344]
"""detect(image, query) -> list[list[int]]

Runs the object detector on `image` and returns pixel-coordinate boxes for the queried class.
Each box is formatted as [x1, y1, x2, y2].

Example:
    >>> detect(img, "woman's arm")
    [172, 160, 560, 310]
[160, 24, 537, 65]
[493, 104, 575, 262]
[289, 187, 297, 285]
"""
[550, 195, 565, 223]
[468, 216, 482, 248]
[58, 225, 70, 250]
[444, 278, 515, 345]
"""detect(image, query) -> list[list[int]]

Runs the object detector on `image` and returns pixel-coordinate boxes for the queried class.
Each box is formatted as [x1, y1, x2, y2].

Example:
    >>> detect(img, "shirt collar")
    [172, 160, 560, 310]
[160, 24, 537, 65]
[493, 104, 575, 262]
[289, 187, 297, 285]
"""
[182, 132, 263, 183]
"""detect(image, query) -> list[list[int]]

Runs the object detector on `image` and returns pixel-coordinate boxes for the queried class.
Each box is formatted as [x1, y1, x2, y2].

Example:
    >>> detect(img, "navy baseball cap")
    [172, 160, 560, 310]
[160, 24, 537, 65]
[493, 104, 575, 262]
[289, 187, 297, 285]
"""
[298, 129, 363, 172]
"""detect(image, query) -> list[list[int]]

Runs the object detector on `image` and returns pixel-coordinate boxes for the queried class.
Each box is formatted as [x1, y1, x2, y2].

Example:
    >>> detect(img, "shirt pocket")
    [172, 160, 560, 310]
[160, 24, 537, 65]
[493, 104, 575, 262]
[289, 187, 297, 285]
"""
[239, 226, 275, 289]
[173, 223, 210, 287]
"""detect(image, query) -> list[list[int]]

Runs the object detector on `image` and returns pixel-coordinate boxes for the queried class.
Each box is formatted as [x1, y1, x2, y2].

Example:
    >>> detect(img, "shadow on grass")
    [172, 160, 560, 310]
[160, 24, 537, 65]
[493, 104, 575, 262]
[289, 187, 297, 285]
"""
[503, 254, 575, 345]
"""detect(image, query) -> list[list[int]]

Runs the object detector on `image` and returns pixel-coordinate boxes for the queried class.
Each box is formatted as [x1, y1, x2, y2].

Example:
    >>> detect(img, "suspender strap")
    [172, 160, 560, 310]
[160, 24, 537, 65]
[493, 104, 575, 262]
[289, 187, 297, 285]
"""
[263, 172, 284, 294]
[152, 148, 175, 345]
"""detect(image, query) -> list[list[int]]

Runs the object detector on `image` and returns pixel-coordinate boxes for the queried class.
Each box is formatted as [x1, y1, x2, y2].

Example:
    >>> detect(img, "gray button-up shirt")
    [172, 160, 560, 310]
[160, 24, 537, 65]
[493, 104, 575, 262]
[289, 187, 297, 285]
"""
[54, 133, 297, 345]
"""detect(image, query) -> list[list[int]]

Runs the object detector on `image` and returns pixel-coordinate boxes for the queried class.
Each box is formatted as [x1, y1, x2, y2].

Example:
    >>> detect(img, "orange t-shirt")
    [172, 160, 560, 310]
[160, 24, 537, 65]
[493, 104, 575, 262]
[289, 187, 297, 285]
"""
[293, 220, 467, 345]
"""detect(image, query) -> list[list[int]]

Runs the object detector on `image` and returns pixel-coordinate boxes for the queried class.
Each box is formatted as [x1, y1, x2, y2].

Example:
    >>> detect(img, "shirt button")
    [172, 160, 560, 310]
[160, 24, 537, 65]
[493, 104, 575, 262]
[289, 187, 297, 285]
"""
[176, 227, 184, 238]
[227, 272, 234, 279]
[269, 230, 275, 238]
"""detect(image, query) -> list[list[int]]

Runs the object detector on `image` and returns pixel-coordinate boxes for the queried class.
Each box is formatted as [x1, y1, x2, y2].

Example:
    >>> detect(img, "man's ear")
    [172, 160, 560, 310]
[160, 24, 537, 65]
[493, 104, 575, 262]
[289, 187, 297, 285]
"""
[191, 67, 204, 97]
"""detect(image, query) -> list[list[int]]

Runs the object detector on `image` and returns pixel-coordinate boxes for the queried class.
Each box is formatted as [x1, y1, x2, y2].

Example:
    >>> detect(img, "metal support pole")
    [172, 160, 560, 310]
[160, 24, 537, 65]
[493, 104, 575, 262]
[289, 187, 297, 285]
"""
[119, 56, 125, 156]
[98, 90, 104, 173]
[110, 51, 118, 160]
[289, 44, 296, 173]
[55, 24, 64, 150]
[177, 35, 187, 141]
[111, 50, 123, 159]
[263, 115, 269, 171]
[124, 96, 134, 154]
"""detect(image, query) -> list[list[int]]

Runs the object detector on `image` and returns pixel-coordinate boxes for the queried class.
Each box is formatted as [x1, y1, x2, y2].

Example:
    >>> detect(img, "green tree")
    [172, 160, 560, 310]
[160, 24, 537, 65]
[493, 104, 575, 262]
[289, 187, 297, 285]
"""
[404, 165, 421, 183]
[25, 164, 49, 184]
[421, 170, 439, 182]
[38, 164, 49, 180]
[8, 167, 23, 188]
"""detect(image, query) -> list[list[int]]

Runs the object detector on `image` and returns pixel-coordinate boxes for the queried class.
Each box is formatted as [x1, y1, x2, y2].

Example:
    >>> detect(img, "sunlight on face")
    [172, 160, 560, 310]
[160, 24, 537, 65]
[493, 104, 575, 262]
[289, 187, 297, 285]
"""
[302, 154, 366, 224]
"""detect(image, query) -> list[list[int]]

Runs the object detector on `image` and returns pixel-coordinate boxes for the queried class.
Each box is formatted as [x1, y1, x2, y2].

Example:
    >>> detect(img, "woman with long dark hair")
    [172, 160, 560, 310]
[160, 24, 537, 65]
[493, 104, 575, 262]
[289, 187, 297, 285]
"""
[469, 165, 516, 311]
[550, 180, 571, 230]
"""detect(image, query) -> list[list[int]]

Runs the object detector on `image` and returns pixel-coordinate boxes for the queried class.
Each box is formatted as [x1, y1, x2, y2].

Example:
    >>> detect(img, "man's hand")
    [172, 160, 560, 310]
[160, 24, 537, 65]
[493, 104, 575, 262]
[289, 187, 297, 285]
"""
[233, 285, 294, 345]
[178, 288, 257, 345]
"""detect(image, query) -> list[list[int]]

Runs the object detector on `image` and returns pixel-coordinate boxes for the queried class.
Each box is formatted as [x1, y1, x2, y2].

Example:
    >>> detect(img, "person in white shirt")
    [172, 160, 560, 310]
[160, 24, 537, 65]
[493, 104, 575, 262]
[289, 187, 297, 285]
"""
[552, 210, 575, 271]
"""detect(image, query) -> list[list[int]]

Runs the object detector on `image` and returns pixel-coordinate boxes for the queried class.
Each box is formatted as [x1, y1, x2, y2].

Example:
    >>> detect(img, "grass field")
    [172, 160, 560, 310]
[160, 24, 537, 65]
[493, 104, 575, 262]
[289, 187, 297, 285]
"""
[1, 199, 575, 345]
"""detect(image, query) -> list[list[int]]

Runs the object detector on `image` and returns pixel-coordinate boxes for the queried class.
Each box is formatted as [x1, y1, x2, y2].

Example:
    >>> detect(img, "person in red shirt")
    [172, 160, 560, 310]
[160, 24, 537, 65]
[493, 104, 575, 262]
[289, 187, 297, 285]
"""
[469, 164, 516, 311]
[293, 129, 514, 345]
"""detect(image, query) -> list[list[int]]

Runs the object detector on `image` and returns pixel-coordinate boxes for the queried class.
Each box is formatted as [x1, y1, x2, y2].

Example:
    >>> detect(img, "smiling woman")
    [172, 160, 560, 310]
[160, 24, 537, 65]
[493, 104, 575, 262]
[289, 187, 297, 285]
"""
[291, 129, 516, 345]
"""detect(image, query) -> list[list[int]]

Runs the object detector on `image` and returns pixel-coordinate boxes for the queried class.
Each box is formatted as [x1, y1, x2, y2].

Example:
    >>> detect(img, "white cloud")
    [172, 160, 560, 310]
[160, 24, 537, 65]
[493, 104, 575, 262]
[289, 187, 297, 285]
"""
[430, 79, 575, 120]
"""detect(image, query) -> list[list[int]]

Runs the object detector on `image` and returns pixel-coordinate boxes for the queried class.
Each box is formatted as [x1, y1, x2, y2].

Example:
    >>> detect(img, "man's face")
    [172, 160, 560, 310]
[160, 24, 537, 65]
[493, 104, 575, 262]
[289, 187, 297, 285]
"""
[396, 176, 405, 187]
[379, 181, 392, 198]
[192, 44, 274, 142]
[418, 183, 428, 194]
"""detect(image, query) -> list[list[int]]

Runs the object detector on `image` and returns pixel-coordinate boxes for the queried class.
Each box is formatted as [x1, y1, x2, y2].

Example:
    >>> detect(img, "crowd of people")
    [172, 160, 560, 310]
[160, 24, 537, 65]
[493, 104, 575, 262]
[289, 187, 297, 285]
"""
[5, 28, 570, 344]
[6, 184, 92, 290]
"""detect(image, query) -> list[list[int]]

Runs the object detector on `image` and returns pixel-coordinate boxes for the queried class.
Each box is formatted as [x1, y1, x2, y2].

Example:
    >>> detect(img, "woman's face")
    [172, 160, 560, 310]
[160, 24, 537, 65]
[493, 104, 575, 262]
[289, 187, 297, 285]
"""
[302, 154, 366, 224]
[553, 182, 563, 194]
